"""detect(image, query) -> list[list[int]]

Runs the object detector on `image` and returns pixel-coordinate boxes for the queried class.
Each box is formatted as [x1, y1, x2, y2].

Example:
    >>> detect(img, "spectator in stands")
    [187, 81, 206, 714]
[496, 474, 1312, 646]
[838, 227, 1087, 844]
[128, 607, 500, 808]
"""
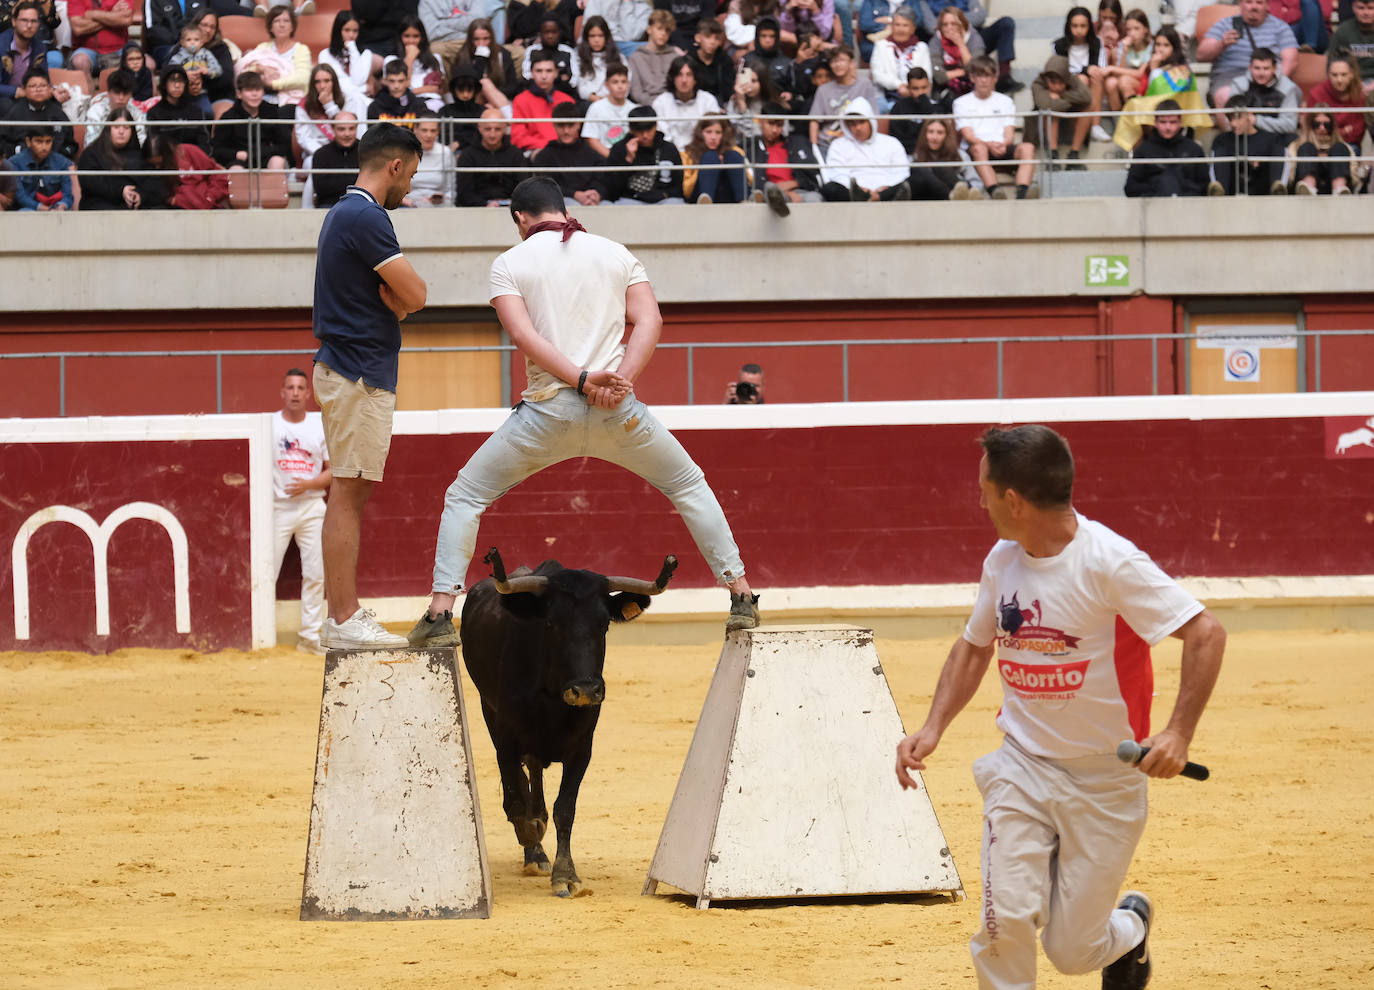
[659, 0, 715, 51]
[148, 130, 229, 210]
[296, 63, 366, 192]
[148, 67, 213, 153]
[1053, 7, 1112, 146]
[66, 0, 134, 77]
[507, 0, 577, 49]
[1207, 93, 1289, 195]
[420, 0, 478, 76]
[1198, 0, 1298, 109]
[84, 67, 146, 145]
[682, 110, 748, 202]
[584, 61, 638, 154]
[455, 106, 529, 205]
[319, 10, 384, 102]
[532, 100, 610, 205]
[820, 97, 911, 201]
[724, 363, 765, 403]
[605, 103, 684, 202]
[929, 4, 983, 109]
[75, 108, 166, 210]
[1271, 0, 1327, 54]
[572, 15, 627, 101]
[778, 0, 834, 51]
[168, 22, 224, 114]
[688, 16, 733, 105]
[213, 70, 292, 170]
[118, 42, 155, 107]
[725, 62, 775, 145]
[584, 0, 650, 56]
[745, 99, 821, 214]
[440, 67, 485, 151]
[1104, 7, 1152, 112]
[2, 68, 76, 158]
[369, 55, 422, 124]
[917, 0, 1020, 93]
[1113, 26, 1206, 151]
[809, 46, 880, 152]
[522, 15, 576, 94]
[628, 8, 684, 105]
[355, 0, 417, 58]
[1291, 105, 1354, 193]
[909, 114, 976, 199]
[788, 26, 825, 112]
[402, 110, 454, 205]
[953, 55, 1037, 198]
[310, 110, 359, 206]
[889, 66, 936, 154]
[652, 55, 720, 150]
[11, 124, 71, 210]
[722, 0, 774, 54]
[396, 13, 447, 110]
[1306, 55, 1367, 144]
[197, 12, 242, 113]
[511, 49, 574, 150]
[0, 156, 18, 210]
[1125, 98, 1208, 196]
[750, 17, 795, 102]
[1033, 56, 1094, 168]
[145, 0, 208, 66]
[1230, 47, 1299, 141]
[1329, 0, 1374, 88]
[0, 3, 55, 117]
[452, 17, 522, 100]
[237, 5, 313, 107]
[870, 7, 932, 111]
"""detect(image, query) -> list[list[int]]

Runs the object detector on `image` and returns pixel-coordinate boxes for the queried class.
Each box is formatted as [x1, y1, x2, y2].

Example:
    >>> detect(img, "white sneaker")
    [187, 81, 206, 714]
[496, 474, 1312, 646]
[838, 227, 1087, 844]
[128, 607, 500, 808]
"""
[320, 608, 408, 650]
[1090, 124, 1112, 143]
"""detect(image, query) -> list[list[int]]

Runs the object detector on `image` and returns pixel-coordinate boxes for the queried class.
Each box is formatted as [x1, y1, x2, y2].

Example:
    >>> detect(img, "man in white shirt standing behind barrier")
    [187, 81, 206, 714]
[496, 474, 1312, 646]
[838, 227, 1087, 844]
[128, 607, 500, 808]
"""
[272, 368, 331, 655]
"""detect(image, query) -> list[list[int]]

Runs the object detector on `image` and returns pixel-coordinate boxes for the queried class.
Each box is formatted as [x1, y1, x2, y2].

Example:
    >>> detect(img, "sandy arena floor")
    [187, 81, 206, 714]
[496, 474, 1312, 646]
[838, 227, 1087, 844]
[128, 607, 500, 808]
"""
[3, 626, 1372, 989]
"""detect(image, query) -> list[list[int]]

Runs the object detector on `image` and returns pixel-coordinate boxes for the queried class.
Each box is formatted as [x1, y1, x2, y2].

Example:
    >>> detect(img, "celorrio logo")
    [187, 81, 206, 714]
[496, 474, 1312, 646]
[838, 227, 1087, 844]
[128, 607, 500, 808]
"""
[1000, 659, 1092, 695]
[11, 503, 190, 640]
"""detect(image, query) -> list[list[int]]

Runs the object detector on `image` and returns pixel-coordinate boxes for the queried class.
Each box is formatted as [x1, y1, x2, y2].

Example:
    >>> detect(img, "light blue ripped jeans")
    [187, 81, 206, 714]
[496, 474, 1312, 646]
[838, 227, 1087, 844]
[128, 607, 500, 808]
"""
[431, 388, 746, 594]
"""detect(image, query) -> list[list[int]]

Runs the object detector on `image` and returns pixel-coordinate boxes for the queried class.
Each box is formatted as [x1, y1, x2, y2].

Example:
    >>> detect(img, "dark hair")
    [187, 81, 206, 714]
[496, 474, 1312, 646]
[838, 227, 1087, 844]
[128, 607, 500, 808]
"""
[915, 115, 959, 162]
[396, 15, 442, 74]
[759, 99, 786, 116]
[11, 0, 43, 21]
[90, 106, 141, 169]
[627, 104, 657, 131]
[605, 63, 629, 80]
[1153, 26, 1186, 66]
[979, 425, 1074, 509]
[159, 65, 191, 104]
[529, 49, 558, 67]
[577, 15, 625, 79]
[26, 124, 55, 140]
[285, 367, 309, 381]
[328, 10, 360, 59]
[1250, 46, 1277, 65]
[459, 18, 507, 90]
[1223, 92, 1256, 111]
[552, 101, 581, 120]
[1155, 97, 1182, 113]
[684, 110, 736, 161]
[1063, 5, 1096, 41]
[21, 64, 49, 85]
[237, 70, 266, 91]
[306, 64, 347, 119]
[358, 120, 423, 170]
[666, 55, 697, 97]
[697, 16, 724, 36]
[907, 66, 929, 81]
[741, 363, 762, 374]
[383, 55, 409, 77]
[106, 68, 136, 95]
[509, 175, 566, 217]
[1097, 0, 1123, 21]
[265, 4, 297, 36]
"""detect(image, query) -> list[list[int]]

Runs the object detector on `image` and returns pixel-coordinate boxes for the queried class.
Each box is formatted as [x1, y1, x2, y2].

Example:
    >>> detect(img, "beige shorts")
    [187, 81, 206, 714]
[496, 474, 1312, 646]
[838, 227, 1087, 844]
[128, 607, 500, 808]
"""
[313, 362, 396, 483]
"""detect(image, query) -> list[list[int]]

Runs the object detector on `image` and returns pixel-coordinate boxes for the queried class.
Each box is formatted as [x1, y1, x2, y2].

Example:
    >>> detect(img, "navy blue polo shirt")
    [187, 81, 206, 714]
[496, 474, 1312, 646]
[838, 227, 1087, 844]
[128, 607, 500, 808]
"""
[313, 186, 404, 392]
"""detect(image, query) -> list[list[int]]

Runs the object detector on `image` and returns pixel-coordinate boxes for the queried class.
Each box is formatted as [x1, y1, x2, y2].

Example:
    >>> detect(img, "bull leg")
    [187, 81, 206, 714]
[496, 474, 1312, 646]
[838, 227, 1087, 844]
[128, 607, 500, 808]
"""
[549, 744, 593, 898]
[522, 756, 551, 876]
[495, 748, 544, 849]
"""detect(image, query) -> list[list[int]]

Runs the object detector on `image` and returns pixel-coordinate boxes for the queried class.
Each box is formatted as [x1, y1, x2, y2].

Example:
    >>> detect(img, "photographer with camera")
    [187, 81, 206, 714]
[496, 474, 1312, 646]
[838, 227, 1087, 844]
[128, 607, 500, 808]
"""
[724, 362, 766, 404]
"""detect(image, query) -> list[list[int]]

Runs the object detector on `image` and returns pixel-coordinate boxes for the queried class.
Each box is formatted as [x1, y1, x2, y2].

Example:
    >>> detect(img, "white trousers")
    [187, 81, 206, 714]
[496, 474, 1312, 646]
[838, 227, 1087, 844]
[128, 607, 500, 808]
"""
[970, 738, 1149, 990]
[273, 496, 326, 644]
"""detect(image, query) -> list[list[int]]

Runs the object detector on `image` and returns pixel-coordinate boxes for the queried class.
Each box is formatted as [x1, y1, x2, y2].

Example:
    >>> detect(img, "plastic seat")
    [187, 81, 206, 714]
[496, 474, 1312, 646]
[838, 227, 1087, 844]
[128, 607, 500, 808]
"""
[228, 169, 290, 208]
[1291, 51, 1328, 100]
[1193, 4, 1241, 42]
[219, 14, 266, 55]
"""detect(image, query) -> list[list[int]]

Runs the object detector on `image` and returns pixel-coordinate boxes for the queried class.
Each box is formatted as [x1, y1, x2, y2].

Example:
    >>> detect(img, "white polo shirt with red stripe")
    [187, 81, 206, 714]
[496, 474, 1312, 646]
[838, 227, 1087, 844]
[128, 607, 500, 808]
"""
[964, 514, 1203, 760]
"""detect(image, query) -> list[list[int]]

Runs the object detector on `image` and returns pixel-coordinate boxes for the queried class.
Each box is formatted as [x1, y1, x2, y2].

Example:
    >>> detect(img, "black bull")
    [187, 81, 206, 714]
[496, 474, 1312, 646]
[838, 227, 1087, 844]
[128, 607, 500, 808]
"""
[460, 547, 678, 897]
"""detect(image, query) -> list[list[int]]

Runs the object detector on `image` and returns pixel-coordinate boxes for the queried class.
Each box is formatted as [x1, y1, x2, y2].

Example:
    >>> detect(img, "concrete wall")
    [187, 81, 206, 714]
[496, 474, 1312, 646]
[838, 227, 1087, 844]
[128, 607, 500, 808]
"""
[5, 198, 1372, 312]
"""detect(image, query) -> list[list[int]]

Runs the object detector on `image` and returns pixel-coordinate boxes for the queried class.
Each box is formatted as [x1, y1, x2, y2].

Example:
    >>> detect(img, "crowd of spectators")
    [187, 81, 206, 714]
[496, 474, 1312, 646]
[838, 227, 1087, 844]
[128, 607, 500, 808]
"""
[1, 0, 1370, 212]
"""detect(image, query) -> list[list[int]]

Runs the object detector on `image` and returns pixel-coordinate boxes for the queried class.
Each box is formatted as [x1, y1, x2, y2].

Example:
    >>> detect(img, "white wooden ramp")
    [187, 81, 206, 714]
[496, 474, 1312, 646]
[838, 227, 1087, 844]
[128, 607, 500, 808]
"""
[301, 648, 492, 920]
[643, 625, 963, 909]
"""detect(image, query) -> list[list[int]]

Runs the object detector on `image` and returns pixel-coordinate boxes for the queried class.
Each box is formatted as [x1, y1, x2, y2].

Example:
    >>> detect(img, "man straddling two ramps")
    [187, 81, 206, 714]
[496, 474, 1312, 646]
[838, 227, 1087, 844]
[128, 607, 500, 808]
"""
[407, 176, 761, 647]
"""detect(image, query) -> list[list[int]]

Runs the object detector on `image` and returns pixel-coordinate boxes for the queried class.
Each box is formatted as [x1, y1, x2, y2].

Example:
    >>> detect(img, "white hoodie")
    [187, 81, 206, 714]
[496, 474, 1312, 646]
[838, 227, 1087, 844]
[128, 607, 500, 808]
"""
[822, 97, 910, 190]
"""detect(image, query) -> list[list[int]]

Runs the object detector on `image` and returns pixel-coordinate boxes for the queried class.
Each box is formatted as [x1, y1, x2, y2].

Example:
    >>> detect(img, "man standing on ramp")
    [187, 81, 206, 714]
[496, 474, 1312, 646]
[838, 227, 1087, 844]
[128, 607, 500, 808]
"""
[895, 424, 1226, 990]
[409, 176, 760, 646]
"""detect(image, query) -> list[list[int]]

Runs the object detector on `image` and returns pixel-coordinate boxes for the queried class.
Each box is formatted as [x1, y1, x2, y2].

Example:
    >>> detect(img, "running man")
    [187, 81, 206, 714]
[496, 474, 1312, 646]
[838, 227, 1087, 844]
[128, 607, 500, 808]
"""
[895, 425, 1226, 990]
[408, 176, 760, 647]
[313, 122, 428, 651]
[271, 368, 330, 654]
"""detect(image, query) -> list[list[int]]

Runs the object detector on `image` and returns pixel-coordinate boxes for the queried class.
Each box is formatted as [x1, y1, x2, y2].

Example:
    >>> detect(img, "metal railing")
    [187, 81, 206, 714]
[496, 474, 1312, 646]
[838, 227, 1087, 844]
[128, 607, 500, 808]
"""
[3, 328, 1369, 415]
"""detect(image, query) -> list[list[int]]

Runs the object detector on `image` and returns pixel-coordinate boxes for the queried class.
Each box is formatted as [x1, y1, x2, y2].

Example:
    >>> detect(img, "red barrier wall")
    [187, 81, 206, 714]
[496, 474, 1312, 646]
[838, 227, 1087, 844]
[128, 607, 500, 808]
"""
[0, 440, 254, 652]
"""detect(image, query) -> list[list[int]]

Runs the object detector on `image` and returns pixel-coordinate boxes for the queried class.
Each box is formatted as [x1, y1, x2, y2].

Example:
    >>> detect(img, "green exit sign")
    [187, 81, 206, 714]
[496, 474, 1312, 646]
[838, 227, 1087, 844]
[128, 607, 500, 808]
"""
[1086, 255, 1130, 287]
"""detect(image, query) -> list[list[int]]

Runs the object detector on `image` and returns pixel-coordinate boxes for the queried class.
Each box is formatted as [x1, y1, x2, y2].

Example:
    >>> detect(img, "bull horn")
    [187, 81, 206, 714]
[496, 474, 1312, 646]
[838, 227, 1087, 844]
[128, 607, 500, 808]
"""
[484, 547, 549, 596]
[607, 555, 678, 596]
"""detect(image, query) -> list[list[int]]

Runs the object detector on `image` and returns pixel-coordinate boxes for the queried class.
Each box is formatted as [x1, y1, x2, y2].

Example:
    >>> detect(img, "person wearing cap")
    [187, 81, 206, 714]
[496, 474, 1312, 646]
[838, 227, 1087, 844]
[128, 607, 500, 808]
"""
[604, 104, 684, 203]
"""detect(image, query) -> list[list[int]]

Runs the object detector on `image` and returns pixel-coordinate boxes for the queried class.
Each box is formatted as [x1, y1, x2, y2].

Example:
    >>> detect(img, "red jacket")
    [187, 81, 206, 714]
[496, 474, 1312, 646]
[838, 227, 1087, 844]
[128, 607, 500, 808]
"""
[510, 86, 574, 151]
[172, 143, 230, 210]
[1305, 79, 1367, 145]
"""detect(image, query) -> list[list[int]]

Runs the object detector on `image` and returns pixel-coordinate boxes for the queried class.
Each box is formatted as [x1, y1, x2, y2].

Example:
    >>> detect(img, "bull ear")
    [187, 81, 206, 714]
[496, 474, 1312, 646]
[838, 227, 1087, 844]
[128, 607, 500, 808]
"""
[609, 592, 652, 623]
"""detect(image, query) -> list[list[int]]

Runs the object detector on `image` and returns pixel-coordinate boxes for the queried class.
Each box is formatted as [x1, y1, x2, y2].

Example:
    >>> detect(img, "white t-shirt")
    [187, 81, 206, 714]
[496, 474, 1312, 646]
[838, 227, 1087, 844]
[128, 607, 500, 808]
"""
[489, 230, 650, 402]
[272, 411, 328, 501]
[1066, 41, 1108, 74]
[963, 514, 1204, 760]
[584, 96, 638, 147]
[952, 90, 1018, 145]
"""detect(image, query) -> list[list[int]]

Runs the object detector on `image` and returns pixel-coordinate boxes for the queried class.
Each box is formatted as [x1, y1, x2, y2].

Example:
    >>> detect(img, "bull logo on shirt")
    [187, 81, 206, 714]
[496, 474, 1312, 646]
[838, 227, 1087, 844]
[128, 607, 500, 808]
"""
[997, 592, 1081, 655]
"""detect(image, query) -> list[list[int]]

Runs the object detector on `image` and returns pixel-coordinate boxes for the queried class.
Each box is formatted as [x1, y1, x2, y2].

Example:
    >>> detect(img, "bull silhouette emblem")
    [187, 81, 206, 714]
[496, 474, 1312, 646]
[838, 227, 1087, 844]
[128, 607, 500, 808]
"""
[998, 593, 1041, 636]
[1335, 417, 1374, 455]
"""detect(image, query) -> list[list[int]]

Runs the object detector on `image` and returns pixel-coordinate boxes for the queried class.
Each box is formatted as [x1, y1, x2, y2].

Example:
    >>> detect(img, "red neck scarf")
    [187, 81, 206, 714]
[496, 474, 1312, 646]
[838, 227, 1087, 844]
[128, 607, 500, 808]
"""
[524, 217, 586, 242]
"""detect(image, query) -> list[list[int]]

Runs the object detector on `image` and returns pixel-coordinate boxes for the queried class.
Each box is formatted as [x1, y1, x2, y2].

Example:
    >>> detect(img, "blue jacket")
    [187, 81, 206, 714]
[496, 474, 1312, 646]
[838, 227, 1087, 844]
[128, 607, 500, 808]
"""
[12, 145, 72, 210]
[0, 29, 54, 101]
